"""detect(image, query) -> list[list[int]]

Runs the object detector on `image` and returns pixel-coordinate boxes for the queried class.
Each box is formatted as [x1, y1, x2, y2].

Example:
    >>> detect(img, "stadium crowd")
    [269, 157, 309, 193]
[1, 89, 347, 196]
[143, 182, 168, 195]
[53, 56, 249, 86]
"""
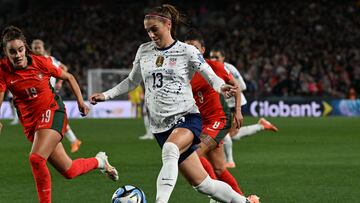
[1, 0, 359, 100]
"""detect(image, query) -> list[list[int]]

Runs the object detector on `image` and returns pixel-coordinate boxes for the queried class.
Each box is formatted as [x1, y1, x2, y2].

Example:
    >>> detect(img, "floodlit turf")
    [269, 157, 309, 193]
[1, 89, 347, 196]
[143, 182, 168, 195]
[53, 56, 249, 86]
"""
[0, 117, 359, 203]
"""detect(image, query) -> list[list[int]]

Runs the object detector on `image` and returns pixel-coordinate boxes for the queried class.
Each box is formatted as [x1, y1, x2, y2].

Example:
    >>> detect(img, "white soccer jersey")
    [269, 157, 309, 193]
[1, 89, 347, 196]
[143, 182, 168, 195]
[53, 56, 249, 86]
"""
[49, 56, 61, 87]
[103, 40, 225, 133]
[224, 62, 247, 107]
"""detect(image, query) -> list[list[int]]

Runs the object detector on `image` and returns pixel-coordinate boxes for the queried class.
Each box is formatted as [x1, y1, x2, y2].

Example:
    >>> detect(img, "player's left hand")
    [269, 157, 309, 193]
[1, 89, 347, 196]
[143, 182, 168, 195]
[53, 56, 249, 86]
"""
[0, 122, 3, 135]
[78, 102, 90, 117]
[220, 84, 237, 98]
[233, 110, 243, 129]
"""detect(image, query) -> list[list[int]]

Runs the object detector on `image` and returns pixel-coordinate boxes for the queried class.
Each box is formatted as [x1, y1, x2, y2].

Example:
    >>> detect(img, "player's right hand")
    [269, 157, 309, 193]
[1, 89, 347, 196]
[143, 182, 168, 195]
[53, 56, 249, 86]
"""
[89, 93, 105, 105]
[0, 122, 3, 135]
[220, 84, 237, 98]
[78, 102, 90, 117]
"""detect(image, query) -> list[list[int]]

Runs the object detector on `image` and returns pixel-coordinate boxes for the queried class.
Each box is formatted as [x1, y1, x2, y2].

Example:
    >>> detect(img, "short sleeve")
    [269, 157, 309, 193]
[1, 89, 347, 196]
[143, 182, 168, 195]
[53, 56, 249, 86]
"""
[186, 45, 206, 71]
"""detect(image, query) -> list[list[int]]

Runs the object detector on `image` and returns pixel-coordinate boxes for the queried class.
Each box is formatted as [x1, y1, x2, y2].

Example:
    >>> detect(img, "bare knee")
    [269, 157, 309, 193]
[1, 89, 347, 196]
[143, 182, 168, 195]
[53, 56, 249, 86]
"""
[214, 166, 225, 176]
[210, 156, 226, 176]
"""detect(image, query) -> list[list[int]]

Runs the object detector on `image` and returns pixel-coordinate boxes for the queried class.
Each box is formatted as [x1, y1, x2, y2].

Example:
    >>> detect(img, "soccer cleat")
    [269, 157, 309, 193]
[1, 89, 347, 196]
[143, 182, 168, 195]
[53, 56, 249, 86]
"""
[70, 139, 82, 153]
[96, 152, 119, 181]
[247, 195, 260, 203]
[139, 133, 154, 140]
[258, 118, 278, 132]
[225, 161, 236, 168]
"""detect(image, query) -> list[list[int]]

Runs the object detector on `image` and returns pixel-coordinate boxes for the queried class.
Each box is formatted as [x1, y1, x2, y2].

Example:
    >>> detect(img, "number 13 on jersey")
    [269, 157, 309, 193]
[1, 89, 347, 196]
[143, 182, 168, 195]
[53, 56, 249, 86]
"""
[152, 72, 163, 88]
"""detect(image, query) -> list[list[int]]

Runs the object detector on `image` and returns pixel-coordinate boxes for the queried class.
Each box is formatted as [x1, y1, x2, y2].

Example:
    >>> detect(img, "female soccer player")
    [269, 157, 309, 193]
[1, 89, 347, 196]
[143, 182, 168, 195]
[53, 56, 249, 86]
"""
[185, 30, 259, 203]
[31, 39, 82, 153]
[90, 4, 255, 203]
[209, 47, 278, 168]
[0, 26, 118, 203]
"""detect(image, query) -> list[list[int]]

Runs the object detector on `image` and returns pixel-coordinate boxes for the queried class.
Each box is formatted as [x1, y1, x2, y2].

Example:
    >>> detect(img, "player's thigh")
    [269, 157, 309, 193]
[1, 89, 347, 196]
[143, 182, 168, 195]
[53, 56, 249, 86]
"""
[179, 152, 208, 186]
[207, 144, 226, 174]
[166, 127, 194, 154]
[196, 134, 217, 156]
[31, 129, 62, 159]
[48, 142, 73, 172]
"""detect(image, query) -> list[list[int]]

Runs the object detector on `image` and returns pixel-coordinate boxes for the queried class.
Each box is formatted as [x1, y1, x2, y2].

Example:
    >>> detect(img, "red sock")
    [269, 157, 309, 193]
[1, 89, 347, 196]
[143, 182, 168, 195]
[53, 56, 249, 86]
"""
[29, 153, 51, 203]
[199, 156, 217, 180]
[218, 169, 244, 195]
[62, 158, 98, 179]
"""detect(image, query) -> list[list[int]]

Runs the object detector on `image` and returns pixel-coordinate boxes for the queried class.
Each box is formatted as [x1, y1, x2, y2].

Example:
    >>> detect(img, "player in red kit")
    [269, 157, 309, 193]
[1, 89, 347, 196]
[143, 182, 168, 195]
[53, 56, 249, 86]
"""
[185, 30, 260, 203]
[0, 26, 118, 203]
[31, 39, 83, 153]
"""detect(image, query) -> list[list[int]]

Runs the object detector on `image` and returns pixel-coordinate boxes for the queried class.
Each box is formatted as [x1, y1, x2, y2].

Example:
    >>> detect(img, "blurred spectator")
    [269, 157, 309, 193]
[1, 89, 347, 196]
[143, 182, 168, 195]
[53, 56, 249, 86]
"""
[1, 0, 359, 100]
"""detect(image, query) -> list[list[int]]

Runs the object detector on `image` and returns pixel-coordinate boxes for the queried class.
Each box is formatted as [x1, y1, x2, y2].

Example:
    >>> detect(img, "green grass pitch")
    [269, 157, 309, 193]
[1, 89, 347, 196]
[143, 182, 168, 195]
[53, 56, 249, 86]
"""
[0, 117, 359, 203]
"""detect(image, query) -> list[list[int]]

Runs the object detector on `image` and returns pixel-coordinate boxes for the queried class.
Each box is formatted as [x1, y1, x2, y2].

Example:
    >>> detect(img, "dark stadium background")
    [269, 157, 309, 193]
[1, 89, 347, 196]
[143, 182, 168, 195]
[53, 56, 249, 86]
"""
[0, 1, 359, 203]
[1, 0, 358, 100]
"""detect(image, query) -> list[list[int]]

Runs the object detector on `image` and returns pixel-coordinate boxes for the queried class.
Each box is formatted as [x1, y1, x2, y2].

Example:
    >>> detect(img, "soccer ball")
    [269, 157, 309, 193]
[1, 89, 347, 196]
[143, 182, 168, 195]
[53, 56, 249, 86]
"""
[111, 185, 147, 203]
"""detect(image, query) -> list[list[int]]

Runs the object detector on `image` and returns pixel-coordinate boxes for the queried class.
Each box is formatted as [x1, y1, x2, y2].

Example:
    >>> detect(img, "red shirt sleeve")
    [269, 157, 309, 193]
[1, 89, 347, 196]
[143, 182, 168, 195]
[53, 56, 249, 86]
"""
[206, 60, 233, 83]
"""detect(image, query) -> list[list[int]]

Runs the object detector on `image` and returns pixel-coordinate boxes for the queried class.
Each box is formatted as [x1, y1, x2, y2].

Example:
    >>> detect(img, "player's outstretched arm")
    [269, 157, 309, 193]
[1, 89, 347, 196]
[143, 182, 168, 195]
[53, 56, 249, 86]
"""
[227, 79, 243, 128]
[59, 71, 89, 117]
[89, 93, 105, 105]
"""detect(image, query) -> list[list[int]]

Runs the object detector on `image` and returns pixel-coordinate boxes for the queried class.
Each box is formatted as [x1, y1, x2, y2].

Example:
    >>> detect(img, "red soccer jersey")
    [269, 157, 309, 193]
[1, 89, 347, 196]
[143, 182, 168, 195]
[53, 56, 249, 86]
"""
[191, 59, 233, 123]
[0, 54, 63, 122]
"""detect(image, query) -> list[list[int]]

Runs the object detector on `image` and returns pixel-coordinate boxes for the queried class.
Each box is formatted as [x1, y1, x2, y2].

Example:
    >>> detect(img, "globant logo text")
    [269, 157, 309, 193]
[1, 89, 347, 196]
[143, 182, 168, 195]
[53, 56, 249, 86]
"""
[250, 101, 322, 117]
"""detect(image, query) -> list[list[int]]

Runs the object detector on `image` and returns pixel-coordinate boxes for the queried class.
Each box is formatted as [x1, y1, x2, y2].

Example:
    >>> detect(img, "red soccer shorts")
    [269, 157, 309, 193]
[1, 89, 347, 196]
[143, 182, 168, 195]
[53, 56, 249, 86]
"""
[22, 108, 68, 142]
[201, 118, 230, 145]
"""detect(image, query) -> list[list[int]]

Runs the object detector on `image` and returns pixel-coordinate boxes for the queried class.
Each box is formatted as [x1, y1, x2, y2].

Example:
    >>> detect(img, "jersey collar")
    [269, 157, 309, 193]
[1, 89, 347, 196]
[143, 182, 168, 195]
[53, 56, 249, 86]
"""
[156, 40, 177, 51]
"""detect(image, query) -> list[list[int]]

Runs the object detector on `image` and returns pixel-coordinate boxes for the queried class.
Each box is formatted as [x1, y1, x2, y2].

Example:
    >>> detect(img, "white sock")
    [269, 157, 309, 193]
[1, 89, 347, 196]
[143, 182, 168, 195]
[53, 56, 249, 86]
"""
[143, 113, 151, 136]
[65, 128, 77, 143]
[223, 134, 234, 163]
[156, 142, 180, 203]
[232, 124, 264, 140]
[194, 176, 247, 203]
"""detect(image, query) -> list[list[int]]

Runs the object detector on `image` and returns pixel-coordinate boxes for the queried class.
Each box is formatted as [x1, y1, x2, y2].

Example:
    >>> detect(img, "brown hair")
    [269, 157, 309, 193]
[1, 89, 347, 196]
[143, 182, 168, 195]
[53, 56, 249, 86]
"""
[145, 4, 186, 38]
[185, 28, 206, 47]
[1, 25, 32, 55]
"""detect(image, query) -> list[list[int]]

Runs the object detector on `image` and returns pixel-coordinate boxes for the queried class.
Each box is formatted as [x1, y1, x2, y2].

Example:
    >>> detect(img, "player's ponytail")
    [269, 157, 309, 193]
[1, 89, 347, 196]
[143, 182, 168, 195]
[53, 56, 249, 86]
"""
[1, 25, 32, 55]
[145, 4, 187, 39]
